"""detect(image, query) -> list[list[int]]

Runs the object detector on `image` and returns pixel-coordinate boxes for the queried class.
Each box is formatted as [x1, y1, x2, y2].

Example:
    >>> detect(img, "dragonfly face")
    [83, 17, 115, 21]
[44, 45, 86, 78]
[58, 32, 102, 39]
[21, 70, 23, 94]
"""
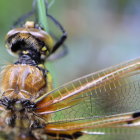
[0, 11, 140, 140]
[5, 21, 54, 61]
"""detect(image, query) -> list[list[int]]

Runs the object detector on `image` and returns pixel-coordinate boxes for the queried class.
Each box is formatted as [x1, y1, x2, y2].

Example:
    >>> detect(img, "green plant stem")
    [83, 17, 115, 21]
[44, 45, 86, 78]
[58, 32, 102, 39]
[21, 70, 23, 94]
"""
[36, 0, 49, 32]
[36, 0, 57, 87]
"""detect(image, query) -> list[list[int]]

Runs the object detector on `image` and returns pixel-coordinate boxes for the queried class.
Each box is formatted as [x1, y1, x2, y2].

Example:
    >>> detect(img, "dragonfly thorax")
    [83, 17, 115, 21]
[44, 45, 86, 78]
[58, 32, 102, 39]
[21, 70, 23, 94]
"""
[0, 98, 35, 112]
[0, 97, 46, 139]
[0, 64, 47, 101]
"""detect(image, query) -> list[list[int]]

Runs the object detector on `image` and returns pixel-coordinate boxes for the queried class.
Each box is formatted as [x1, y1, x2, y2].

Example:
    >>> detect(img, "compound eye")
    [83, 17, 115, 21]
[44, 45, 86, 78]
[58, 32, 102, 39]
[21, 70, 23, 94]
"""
[5, 29, 26, 56]
[11, 40, 25, 53]
[5, 39, 20, 57]
[6, 39, 26, 55]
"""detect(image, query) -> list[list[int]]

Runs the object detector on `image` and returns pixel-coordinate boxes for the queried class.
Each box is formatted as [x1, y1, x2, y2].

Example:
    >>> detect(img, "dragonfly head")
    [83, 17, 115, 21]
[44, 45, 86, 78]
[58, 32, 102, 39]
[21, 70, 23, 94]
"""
[5, 21, 54, 61]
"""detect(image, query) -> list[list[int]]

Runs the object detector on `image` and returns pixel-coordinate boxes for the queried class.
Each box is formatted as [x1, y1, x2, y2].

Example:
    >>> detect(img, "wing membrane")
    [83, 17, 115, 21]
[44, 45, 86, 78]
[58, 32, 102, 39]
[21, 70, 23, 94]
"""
[35, 58, 140, 122]
[44, 111, 140, 140]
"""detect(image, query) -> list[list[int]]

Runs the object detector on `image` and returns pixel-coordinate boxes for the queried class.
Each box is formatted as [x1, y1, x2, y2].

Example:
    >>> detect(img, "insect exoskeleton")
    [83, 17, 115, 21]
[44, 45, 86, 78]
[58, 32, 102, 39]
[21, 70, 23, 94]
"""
[5, 21, 54, 61]
[0, 64, 47, 102]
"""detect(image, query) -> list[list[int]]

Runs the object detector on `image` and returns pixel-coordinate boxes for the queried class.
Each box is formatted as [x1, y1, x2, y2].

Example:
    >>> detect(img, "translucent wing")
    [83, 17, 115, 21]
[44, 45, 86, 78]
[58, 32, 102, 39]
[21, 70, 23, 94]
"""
[44, 111, 140, 140]
[35, 58, 140, 124]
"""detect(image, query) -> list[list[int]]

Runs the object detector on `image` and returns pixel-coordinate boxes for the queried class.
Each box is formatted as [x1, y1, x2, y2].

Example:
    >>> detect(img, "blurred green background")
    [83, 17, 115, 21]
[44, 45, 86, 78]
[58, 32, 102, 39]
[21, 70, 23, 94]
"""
[0, 0, 140, 85]
[0, 1, 140, 139]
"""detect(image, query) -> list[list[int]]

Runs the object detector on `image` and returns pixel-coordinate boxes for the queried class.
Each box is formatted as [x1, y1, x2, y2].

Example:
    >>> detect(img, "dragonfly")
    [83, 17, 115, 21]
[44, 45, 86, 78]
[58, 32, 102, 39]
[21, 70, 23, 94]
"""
[0, 1, 140, 140]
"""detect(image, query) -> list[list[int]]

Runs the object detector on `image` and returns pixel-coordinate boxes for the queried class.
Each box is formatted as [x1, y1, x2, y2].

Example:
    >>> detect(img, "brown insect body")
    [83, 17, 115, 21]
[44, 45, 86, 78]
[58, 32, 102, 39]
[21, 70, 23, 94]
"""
[1, 64, 46, 100]
[0, 21, 53, 140]
[1, 18, 139, 140]
[0, 65, 49, 139]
